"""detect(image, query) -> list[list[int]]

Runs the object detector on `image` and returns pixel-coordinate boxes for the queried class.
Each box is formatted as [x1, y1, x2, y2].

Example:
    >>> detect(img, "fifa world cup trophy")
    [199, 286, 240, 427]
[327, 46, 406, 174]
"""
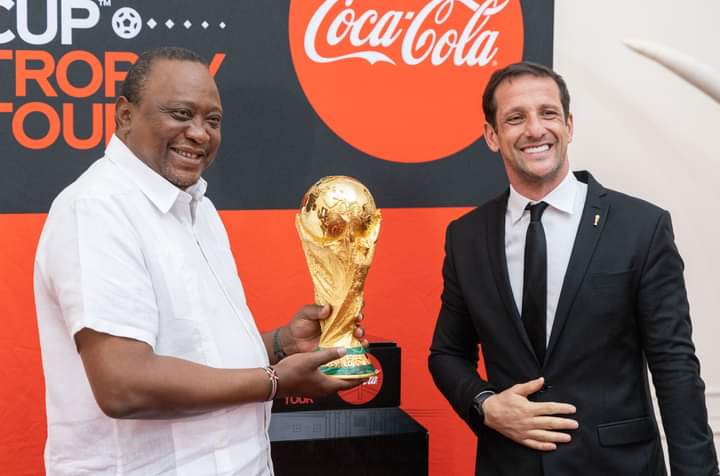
[296, 176, 381, 378]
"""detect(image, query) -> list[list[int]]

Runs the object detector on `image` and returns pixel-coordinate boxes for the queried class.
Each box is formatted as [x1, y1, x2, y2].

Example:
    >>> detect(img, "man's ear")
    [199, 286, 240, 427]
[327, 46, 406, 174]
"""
[115, 96, 132, 137]
[483, 122, 500, 152]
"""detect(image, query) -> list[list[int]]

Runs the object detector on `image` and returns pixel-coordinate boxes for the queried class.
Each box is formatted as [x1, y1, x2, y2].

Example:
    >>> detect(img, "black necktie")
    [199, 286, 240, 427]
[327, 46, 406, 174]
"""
[522, 201, 549, 364]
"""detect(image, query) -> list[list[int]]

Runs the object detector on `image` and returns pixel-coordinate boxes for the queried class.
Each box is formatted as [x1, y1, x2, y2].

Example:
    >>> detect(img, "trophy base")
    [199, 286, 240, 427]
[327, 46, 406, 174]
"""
[319, 346, 378, 379]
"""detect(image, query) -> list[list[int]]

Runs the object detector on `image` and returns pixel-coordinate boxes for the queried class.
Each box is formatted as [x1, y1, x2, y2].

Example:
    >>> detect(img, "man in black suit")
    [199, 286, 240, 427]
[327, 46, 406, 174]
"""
[428, 62, 718, 475]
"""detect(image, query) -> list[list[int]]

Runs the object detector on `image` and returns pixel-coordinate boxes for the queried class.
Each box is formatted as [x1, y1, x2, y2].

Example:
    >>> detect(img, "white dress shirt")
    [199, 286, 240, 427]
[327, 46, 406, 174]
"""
[505, 171, 588, 345]
[34, 135, 273, 475]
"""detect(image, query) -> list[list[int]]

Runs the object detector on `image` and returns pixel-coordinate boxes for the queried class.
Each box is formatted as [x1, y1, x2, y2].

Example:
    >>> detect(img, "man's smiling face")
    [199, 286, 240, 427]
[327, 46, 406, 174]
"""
[116, 59, 223, 189]
[484, 74, 573, 195]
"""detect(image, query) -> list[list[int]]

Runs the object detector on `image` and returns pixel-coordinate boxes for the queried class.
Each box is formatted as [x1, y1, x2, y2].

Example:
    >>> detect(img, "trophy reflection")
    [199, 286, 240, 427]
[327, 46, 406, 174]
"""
[296, 176, 381, 378]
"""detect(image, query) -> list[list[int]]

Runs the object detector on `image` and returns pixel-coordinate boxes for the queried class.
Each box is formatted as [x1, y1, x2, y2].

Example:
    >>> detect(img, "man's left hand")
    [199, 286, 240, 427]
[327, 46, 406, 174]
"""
[280, 304, 367, 355]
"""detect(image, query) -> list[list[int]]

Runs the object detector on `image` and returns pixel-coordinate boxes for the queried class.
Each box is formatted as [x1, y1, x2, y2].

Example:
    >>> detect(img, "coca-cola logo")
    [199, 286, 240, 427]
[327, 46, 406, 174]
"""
[289, 0, 523, 163]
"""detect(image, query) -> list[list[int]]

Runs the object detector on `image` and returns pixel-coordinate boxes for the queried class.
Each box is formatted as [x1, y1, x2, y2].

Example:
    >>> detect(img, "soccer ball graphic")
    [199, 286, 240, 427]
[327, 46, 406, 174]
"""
[112, 7, 142, 39]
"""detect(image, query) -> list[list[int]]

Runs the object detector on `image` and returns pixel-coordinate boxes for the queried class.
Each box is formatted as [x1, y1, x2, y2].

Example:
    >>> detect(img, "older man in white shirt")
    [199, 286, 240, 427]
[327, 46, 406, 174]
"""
[34, 46, 363, 476]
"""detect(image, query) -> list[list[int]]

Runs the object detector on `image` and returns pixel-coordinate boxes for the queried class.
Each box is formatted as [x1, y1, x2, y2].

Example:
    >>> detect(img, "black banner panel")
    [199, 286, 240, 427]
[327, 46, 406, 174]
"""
[0, 0, 553, 212]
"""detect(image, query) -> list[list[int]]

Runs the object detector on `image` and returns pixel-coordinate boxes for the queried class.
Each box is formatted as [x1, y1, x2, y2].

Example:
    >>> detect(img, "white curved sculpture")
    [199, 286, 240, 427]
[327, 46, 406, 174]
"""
[624, 38, 720, 104]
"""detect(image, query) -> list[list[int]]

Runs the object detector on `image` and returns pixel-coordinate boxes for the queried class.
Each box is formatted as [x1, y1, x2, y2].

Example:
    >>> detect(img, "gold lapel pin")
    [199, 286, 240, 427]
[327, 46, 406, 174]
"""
[593, 214, 600, 227]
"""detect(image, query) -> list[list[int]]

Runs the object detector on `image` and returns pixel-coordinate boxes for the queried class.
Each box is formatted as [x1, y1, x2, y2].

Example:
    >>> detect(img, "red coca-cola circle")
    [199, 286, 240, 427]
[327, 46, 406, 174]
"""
[338, 353, 383, 405]
[289, 0, 524, 163]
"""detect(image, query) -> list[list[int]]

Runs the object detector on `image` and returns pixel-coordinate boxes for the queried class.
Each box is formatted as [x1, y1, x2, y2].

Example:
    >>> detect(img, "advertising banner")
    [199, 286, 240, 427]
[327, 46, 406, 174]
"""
[0, 1, 553, 474]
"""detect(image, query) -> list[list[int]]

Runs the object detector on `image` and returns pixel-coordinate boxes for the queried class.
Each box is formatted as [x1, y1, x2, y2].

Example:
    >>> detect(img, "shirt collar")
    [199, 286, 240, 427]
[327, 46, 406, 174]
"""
[105, 135, 207, 213]
[185, 178, 208, 203]
[507, 170, 579, 224]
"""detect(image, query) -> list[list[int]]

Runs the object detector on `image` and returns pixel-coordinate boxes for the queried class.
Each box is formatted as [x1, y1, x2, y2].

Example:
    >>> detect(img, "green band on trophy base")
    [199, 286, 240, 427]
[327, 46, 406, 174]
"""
[320, 364, 376, 377]
[343, 346, 368, 355]
[318, 346, 378, 379]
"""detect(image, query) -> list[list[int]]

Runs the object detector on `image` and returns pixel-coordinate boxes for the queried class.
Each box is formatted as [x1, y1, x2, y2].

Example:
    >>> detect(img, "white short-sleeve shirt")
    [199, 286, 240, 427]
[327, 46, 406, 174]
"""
[34, 135, 273, 475]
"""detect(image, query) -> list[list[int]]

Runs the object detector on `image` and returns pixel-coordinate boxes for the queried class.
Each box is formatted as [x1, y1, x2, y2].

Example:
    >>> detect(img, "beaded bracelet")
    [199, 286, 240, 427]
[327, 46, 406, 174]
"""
[263, 366, 279, 401]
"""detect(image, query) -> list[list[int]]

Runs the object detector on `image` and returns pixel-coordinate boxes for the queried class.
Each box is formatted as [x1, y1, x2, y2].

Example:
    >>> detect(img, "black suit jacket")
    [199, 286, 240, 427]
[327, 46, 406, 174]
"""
[429, 171, 718, 476]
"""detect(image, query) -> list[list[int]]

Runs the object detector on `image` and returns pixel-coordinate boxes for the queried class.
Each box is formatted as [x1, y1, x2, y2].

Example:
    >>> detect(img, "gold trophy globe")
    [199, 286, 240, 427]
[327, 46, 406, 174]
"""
[296, 176, 381, 378]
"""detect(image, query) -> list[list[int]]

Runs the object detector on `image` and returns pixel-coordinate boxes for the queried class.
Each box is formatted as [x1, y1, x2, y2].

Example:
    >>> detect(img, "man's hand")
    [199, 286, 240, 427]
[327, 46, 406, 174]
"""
[273, 347, 363, 397]
[265, 304, 367, 397]
[280, 304, 367, 355]
[483, 377, 578, 451]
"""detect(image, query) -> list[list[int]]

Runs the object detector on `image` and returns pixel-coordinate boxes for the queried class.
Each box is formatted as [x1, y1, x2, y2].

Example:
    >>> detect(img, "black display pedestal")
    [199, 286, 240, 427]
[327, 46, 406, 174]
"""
[270, 407, 428, 476]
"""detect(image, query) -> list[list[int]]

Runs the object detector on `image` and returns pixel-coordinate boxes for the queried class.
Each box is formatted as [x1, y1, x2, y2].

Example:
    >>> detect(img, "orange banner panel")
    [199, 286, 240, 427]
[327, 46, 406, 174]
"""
[1, 207, 482, 476]
[0, 214, 48, 476]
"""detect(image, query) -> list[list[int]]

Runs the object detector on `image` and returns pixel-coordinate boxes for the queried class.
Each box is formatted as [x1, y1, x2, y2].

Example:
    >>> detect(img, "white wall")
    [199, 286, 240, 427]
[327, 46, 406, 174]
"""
[555, 0, 720, 462]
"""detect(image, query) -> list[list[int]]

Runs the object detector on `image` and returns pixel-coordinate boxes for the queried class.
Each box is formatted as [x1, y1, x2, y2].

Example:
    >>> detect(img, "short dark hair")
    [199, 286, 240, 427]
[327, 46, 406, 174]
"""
[120, 47, 208, 104]
[482, 62, 570, 130]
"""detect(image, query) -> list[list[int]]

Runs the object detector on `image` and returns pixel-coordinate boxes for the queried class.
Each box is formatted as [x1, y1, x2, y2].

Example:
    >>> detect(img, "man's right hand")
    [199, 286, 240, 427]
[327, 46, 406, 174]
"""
[483, 377, 578, 451]
[272, 347, 362, 397]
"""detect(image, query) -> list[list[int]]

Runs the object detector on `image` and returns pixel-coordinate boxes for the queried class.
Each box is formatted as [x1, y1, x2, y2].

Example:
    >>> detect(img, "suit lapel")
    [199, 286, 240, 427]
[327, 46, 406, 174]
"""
[545, 171, 609, 364]
[485, 191, 538, 363]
